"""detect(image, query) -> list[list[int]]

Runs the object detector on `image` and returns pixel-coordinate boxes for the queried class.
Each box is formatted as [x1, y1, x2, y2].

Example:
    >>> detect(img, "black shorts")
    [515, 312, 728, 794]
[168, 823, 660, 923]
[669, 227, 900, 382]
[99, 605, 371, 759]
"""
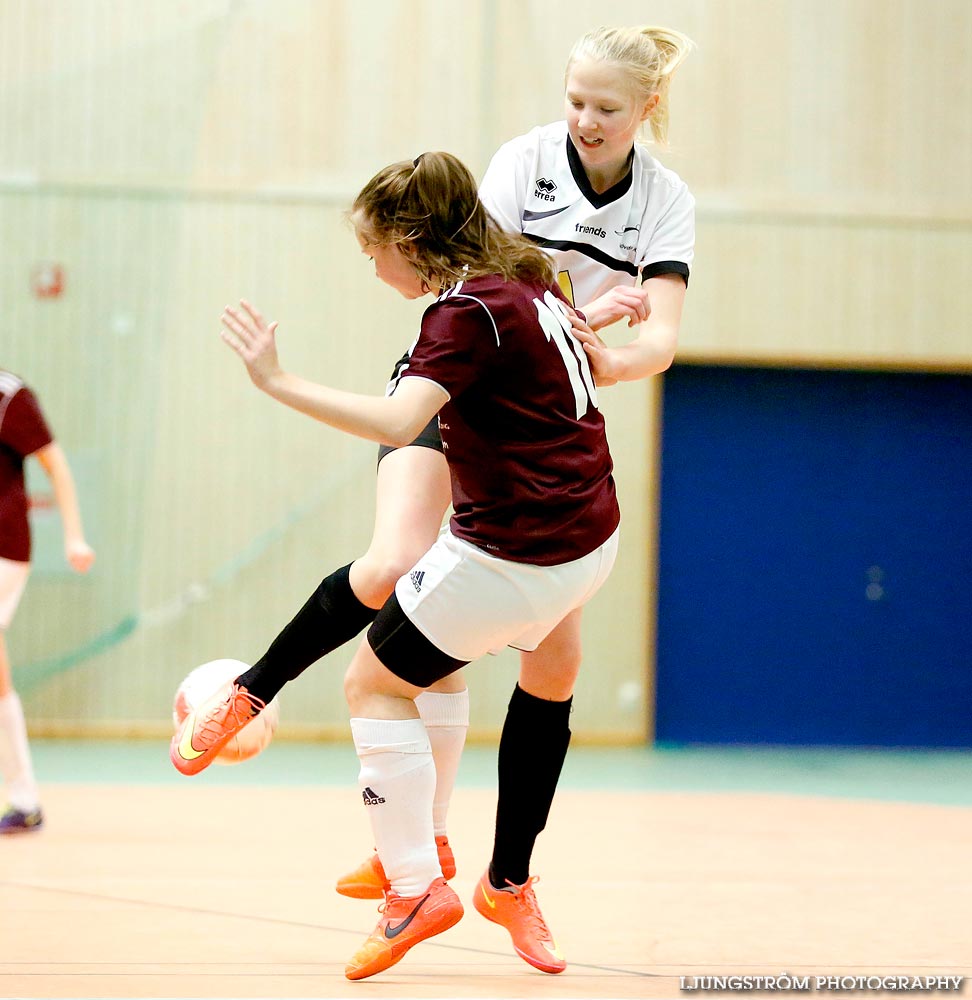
[376, 415, 443, 466]
[376, 350, 444, 465]
[367, 591, 468, 688]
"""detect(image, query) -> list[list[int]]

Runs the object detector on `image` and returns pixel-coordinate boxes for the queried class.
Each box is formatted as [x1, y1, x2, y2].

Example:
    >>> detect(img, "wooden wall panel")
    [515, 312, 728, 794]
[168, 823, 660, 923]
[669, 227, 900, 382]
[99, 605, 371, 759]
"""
[2, 0, 969, 739]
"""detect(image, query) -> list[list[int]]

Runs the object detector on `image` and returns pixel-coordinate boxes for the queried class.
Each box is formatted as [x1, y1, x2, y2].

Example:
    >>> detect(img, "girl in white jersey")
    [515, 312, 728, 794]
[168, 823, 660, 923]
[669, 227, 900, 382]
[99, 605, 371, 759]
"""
[467, 25, 693, 967]
[480, 26, 694, 383]
[171, 23, 694, 977]
[219, 152, 620, 979]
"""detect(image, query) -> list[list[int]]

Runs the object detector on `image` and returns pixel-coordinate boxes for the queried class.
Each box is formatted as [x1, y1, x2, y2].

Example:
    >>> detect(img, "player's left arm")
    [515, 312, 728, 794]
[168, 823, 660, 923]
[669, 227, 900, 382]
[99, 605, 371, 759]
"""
[571, 273, 685, 385]
[32, 442, 96, 573]
[221, 300, 447, 447]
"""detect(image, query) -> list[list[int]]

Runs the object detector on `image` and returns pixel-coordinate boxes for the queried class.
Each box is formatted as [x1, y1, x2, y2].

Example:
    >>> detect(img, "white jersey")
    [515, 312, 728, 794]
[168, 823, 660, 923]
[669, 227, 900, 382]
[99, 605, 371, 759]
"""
[479, 120, 694, 308]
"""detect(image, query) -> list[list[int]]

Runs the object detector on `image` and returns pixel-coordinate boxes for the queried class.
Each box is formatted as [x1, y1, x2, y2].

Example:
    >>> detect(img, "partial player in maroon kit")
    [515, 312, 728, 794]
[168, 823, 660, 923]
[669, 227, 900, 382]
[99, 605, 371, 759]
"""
[403, 276, 616, 565]
[213, 151, 620, 979]
[0, 369, 95, 834]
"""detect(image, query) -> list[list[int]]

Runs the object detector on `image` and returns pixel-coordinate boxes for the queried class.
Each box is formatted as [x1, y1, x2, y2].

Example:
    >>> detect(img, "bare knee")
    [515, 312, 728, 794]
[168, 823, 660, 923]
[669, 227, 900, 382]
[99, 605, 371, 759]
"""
[350, 549, 423, 608]
[518, 612, 584, 701]
[344, 640, 422, 718]
[519, 643, 581, 702]
[344, 647, 383, 714]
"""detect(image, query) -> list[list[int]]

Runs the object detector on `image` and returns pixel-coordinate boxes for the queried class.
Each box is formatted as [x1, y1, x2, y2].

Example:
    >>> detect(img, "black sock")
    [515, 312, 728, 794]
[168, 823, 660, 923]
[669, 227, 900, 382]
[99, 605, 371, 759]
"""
[489, 683, 572, 889]
[236, 564, 378, 704]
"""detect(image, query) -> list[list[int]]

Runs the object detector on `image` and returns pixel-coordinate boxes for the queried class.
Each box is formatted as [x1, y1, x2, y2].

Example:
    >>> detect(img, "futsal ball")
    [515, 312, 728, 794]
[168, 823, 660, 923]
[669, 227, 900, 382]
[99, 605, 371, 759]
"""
[172, 658, 280, 766]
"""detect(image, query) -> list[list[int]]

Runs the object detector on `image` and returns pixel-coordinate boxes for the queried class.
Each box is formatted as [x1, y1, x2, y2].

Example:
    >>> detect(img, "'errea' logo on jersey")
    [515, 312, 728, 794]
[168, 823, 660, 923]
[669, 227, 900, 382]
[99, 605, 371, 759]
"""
[535, 177, 557, 201]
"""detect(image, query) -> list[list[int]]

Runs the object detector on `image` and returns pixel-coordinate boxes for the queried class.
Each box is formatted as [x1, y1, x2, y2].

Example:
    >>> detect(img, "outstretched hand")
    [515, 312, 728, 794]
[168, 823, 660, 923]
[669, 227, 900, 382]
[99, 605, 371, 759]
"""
[569, 312, 622, 387]
[220, 300, 282, 389]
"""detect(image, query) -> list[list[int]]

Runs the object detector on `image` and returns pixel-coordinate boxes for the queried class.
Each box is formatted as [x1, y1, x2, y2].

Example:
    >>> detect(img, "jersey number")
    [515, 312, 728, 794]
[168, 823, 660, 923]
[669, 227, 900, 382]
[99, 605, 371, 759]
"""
[533, 291, 598, 419]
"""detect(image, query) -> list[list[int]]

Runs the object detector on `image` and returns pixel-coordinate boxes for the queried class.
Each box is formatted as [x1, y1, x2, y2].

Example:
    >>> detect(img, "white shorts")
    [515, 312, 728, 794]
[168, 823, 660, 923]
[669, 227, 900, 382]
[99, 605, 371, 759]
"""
[0, 557, 30, 631]
[394, 526, 619, 662]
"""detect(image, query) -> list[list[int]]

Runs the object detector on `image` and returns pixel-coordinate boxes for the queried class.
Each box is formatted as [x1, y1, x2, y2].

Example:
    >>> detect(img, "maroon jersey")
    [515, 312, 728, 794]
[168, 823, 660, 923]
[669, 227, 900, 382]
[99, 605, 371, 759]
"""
[0, 371, 54, 562]
[401, 274, 619, 565]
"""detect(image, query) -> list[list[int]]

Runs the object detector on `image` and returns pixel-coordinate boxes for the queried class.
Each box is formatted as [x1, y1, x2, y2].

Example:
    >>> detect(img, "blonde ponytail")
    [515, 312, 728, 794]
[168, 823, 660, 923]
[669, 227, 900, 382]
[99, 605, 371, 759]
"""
[566, 25, 695, 145]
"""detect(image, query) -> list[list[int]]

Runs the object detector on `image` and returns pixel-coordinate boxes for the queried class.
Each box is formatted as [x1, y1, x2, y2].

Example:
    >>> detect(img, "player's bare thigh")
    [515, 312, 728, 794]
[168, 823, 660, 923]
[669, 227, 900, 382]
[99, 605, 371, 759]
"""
[349, 444, 462, 696]
[518, 607, 584, 702]
[349, 445, 451, 608]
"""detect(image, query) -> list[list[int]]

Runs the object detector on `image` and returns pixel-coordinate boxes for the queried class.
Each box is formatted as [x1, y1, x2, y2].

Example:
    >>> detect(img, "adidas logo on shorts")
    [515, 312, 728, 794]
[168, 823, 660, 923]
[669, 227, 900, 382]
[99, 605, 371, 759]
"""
[362, 786, 386, 805]
[409, 570, 425, 592]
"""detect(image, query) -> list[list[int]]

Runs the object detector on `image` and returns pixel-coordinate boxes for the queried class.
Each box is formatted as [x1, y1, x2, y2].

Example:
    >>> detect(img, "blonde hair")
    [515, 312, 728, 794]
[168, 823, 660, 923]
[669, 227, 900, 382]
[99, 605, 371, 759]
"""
[351, 152, 554, 289]
[566, 26, 695, 145]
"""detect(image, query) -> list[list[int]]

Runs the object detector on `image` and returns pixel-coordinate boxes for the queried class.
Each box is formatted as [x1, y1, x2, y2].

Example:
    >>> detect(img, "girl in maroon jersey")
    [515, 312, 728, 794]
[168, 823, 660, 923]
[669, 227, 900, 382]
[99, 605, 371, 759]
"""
[0, 370, 95, 834]
[215, 152, 620, 979]
[175, 23, 693, 979]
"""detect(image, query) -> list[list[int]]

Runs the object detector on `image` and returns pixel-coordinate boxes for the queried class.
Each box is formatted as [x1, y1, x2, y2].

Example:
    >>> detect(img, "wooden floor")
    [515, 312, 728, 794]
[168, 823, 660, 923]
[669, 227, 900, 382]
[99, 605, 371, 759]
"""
[2, 779, 970, 999]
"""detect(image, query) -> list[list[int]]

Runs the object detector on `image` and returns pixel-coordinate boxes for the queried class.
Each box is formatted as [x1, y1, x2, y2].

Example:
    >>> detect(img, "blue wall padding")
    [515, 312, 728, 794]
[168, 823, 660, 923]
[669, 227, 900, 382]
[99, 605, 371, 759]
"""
[656, 365, 972, 748]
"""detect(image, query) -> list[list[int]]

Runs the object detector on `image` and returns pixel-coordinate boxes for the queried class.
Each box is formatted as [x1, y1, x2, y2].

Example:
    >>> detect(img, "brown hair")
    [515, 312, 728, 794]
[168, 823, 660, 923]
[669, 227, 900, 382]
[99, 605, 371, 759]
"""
[351, 152, 554, 289]
[566, 26, 695, 145]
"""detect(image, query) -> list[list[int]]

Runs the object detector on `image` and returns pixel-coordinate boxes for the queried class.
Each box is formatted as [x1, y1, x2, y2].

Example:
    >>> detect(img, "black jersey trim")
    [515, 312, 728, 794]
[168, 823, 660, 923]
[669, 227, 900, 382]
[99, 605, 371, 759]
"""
[524, 233, 639, 276]
[642, 260, 690, 286]
[523, 205, 571, 222]
[566, 136, 634, 209]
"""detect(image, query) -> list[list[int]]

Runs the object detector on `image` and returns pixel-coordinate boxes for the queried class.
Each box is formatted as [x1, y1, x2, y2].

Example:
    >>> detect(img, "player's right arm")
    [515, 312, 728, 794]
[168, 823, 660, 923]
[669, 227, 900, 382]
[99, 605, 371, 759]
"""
[571, 273, 684, 385]
[221, 300, 448, 448]
[579, 285, 651, 331]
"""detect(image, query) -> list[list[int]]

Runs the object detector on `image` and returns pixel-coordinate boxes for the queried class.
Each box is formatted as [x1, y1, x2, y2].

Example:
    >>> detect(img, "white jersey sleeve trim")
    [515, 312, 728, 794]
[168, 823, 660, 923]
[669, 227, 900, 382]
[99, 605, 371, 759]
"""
[0, 376, 25, 432]
[397, 373, 452, 401]
[450, 294, 501, 346]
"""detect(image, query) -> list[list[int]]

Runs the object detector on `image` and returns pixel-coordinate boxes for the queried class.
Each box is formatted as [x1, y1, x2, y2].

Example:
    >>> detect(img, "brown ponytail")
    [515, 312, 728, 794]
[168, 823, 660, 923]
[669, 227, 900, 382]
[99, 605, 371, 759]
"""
[351, 152, 554, 289]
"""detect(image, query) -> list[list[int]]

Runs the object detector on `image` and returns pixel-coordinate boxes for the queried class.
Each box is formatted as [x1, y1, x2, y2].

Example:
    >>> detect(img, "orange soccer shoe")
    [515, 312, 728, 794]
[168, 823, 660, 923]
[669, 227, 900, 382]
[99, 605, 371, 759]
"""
[170, 681, 266, 776]
[336, 835, 456, 899]
[473, 870, 566, 974]
[344, 876, 464, 981]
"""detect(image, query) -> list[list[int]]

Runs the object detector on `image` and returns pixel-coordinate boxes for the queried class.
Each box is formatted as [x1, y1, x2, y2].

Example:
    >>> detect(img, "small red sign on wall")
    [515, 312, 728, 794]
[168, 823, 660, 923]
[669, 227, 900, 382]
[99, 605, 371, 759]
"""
[31, 262, 65, 299]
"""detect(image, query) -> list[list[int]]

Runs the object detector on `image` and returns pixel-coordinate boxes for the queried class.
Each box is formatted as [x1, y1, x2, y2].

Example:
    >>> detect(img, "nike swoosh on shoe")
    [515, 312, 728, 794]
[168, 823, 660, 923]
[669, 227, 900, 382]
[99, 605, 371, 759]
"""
[177, 712, 205, 760]
[384, 893, 430, 939]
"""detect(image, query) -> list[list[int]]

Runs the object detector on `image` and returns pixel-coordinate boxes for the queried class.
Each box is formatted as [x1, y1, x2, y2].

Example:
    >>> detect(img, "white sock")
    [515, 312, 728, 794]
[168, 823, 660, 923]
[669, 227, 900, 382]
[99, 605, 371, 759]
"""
[0, 691, 40, 812]
[415, 689, 469, 837]
[351, 717, 439, 898]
